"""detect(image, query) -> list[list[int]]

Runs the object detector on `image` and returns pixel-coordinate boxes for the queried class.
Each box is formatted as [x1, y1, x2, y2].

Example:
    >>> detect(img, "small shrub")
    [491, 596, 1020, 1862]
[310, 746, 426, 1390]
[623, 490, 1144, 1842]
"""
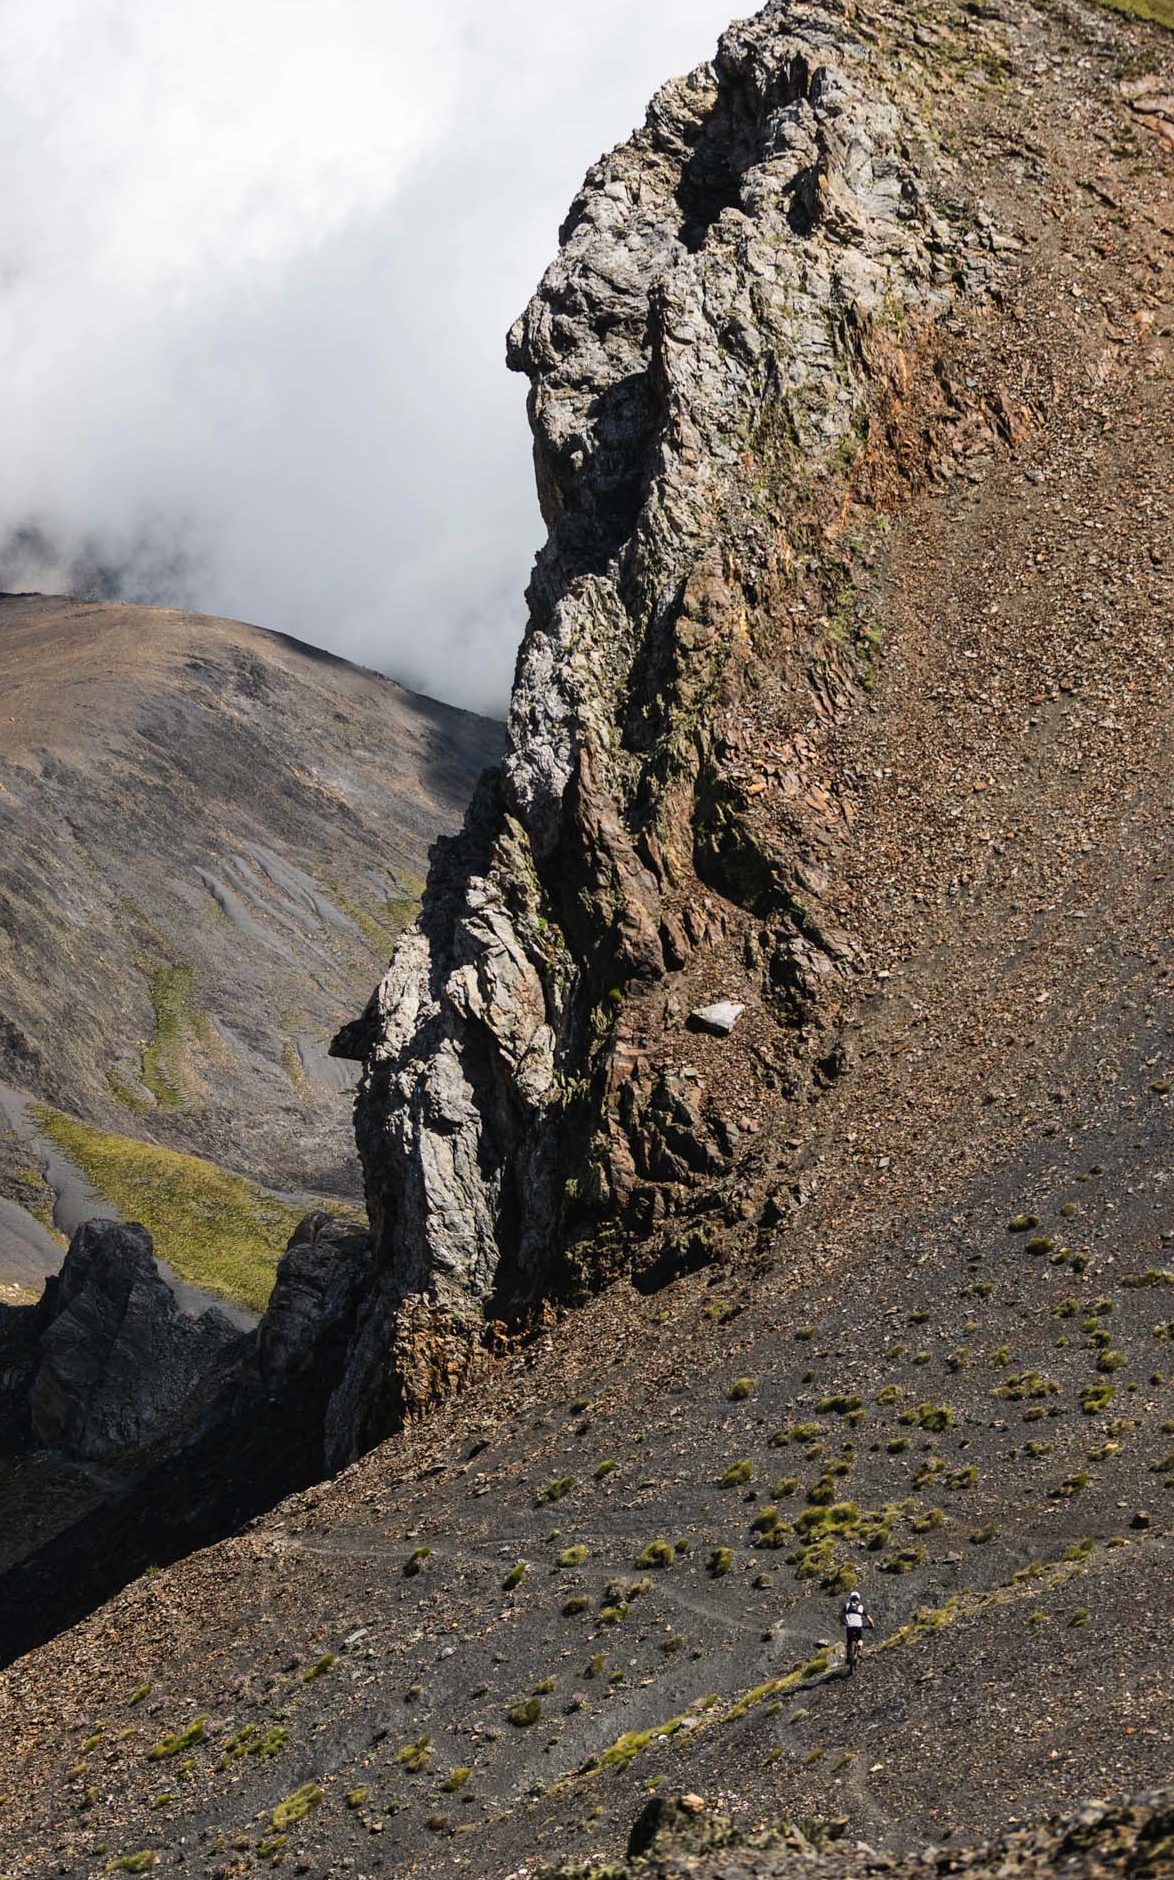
[1008, 1214, 1040, 1231]
[708, 1547, 734, 1577]
[440, 1765, 471, 1792]
[909, 1507, 945, 1534]
[250, 1725, 288, 1760]
[881, 1544, 926, 1574]
[1070, 1607, 1090, 1628]
[1025, 1237, 1053, 1255]
[562, 1595, 591, 1617]
[507, 1698, 542, 1728]
[1097, 1349, 1123, 1373]
[558, 1545, 588, 1568]
[503, 1561, 528, 1591]
[109, 1857, 156, 1875]
[539, 1476, 575, 1503]
[994, 1371, 1059, 1402]
[396, 1735, 432, 1773]
[796, 1500, 860, 1540]
[917, 1402, 955, 1431]
[720, 1459, 753, 1488]
[585, 1653, 606, 1679]
[345, 1786, 369, 1808]
[728, 1376, 757, 1402]
[1050, 1471, 1090, 1500]
[1080, 1384, 1116, 1414]
[947, 1466, 978, 1490]
[303, 1652, 335, 1681]
[636, 1538, 675, 1569]
[772, 1475, 799, 1497]
[817, 1393, 862, 1415]
[404, 1545, 431, 1577]
[594, 1460, 617, 1480]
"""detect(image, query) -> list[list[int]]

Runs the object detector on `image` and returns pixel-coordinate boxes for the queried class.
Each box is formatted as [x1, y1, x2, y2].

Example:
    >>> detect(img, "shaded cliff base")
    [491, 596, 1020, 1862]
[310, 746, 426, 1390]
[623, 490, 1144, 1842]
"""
[0, 1214, 372, 1665]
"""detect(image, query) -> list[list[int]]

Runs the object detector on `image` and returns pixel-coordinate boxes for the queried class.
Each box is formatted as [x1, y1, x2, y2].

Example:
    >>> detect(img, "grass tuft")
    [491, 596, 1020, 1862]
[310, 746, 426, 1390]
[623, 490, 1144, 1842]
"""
[270, 1783, 324, 1830]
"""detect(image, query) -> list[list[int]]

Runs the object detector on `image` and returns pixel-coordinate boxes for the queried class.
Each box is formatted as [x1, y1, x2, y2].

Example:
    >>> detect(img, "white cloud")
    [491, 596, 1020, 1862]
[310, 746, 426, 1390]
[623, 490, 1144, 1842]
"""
[0, 0, 736, 712]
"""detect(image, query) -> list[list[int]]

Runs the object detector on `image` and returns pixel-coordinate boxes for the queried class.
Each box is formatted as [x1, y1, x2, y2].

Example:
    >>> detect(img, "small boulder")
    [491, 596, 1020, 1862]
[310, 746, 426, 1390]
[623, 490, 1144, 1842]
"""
[688, 999, 745, 1036]
[626, 1792, 729, 1861]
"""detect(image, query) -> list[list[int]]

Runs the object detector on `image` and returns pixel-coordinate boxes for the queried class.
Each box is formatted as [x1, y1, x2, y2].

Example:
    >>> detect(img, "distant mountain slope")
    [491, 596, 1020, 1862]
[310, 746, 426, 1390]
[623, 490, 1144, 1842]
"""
[0, 596, 503, 1296]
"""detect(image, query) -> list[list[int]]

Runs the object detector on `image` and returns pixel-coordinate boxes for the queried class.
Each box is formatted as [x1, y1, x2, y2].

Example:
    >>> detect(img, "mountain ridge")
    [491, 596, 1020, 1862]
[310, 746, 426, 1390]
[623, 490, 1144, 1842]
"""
[0, 0, 1169, 1873]
[0, 593, 504, 1304]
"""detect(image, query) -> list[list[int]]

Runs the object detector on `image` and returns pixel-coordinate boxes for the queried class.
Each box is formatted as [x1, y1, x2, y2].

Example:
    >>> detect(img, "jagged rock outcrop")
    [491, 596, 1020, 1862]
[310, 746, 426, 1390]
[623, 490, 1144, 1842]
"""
[0, 1211, 373, 1662]
[335, 0, 980, 1436]
[27, 1221, 241, 1459]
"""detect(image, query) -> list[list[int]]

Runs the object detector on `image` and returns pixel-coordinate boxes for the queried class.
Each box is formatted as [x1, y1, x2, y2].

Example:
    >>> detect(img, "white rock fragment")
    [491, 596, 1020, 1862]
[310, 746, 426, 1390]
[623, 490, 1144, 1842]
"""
[689, 1000, 745, 1036]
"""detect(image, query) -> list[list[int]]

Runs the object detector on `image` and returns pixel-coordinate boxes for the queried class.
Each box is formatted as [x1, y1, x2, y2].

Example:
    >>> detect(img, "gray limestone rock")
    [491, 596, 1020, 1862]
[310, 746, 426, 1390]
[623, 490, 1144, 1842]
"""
[339, 0, 971, 1437]
[689, 1001, 745, 1035]
[29, 1221, 240, 1460]
[258, 1210, 373, 1394]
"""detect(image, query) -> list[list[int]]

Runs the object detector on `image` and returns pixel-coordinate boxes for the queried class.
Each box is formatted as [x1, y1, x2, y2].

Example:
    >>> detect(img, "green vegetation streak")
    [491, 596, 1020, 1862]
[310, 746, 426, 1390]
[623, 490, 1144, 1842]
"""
[33, 1110, 315, 1312]
[1093, 0, 1173, 27]
[140, 962, 213, 1109]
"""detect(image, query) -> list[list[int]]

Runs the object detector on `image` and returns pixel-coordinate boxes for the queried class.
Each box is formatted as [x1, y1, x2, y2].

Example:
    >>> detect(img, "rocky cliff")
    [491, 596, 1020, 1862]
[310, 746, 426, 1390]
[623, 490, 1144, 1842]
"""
[335, 0, 996, 1440]
[0, 0, 1168, 1865]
